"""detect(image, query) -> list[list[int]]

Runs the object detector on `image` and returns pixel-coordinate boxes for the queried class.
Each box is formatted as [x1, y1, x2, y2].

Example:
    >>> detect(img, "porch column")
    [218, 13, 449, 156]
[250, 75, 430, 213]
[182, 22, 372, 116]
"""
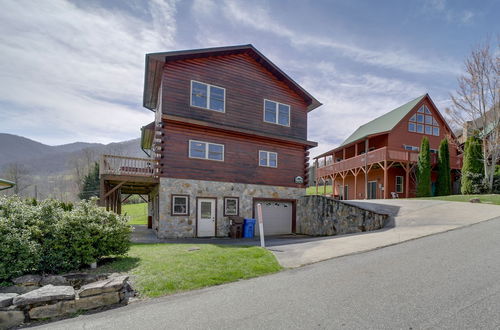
[353, 171, 358, 200]
[315, 160, 319, 195]
[405, 163, 410, 198]
[364, 139, 368, 199]
[323, 177, 327, 195]
[383, 160, 388, 199]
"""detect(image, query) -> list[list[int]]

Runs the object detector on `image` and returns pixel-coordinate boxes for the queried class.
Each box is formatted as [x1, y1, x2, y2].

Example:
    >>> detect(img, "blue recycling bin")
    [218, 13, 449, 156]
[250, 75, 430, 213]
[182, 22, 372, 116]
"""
[243, 218, 256, 238]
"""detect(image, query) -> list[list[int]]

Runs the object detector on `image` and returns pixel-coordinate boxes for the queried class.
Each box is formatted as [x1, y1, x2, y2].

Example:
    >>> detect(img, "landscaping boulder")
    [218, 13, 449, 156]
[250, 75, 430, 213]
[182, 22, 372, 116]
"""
[12, 274, 42, 286]
[0, 294, 18, 308]
[78, 275, 129, 297]
[0, 285, 40, 295]
[28, 292, 121, 320]
[469, 198, 481, 203]
[40, 275, 69, 286]
[62, 273, 107, 288]
[13, 285, 75, 306]
[0, 310, 25, 329]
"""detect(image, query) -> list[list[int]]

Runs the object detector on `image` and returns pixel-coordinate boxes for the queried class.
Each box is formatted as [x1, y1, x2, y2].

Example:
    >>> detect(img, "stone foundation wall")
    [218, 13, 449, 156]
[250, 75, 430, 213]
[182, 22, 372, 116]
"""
[297, 195, 388, 236]
[158, 178, 305, 238]
[0, 273, 134, 329]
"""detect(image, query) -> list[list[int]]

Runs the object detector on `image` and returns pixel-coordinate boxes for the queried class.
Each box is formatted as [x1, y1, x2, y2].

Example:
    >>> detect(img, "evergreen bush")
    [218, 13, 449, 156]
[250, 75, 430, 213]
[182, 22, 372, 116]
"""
[461, 136, 484, 194]
[0, 196, 131, 283]
[416, 137, 432, 197]
[435, 139, 451, 196]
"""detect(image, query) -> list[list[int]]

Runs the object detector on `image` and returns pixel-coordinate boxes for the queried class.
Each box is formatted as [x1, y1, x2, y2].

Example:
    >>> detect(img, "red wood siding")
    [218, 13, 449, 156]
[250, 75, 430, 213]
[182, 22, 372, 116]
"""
[159, 121, 306, 188]
[388, 98, 458, 156]
[161, 53, 309, 141]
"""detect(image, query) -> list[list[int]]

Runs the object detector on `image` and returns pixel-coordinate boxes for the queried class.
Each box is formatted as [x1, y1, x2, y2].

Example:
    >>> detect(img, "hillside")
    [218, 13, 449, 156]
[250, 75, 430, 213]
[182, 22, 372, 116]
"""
[0, 133, 146, 201]
[0, 133, 144, 175]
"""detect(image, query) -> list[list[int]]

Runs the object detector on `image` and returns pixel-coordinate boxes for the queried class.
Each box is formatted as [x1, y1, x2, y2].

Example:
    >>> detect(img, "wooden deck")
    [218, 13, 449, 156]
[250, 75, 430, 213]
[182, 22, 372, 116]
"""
[317, 146, 462, 178]
[99, 155, 159, 213]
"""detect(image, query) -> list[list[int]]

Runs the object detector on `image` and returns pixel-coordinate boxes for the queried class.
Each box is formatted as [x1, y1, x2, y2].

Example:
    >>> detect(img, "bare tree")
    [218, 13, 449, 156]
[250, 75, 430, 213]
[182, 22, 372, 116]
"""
[447, 39, 500, 192]
[2, 163, 32, 195]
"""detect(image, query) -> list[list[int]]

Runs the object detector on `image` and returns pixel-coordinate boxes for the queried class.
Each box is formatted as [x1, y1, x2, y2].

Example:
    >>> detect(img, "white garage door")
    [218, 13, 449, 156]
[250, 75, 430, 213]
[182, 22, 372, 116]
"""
[254, 201, 293, 236]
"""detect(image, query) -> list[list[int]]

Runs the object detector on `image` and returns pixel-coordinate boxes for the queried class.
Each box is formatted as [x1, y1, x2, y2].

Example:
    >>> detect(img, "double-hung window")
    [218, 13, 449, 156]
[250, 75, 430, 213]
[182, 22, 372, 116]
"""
[191, 81, 225, 112]
[264, 99, 290, 126]
[395, 176, 403, 193]
[189, 140, 224, 161]
[171, 195, 189, 216]
[259, 150, 278, 168]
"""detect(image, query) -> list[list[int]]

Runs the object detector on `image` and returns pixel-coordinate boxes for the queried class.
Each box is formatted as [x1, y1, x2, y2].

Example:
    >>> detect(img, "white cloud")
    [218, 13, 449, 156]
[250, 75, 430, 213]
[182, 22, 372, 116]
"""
[0, 0, 178, 145]
[221, 0, 461, 75]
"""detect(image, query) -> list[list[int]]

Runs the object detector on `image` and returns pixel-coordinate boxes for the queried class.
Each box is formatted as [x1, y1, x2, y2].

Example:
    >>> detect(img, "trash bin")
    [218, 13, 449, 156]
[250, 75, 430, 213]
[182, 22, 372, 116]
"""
[228, 216, 244, 238]
[243, 218, 256, 238]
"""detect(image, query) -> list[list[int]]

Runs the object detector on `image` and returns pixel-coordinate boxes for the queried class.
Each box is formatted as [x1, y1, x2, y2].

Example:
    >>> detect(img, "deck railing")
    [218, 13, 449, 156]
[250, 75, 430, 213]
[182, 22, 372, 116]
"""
[317, 147, 462, 178]
[100, 154, 158, 177]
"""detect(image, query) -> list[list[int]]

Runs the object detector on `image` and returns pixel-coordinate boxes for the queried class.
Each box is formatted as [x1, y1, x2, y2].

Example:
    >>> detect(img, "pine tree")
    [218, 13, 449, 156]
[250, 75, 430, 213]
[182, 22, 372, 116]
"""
[461, 136, 484, 194]
[416, 137, 432, 197]
[79, 162, 100, 200]
[435, 138, 451, 196]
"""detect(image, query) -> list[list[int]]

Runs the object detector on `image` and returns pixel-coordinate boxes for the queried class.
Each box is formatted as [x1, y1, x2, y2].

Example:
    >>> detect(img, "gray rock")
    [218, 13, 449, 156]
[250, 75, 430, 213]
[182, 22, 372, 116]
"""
[13, 285, 75, 306]
[12, 274, 42, 286]
[76, 292, 120, 310]
[0, 310, 25, 329]
[469, 198, 481, 203]
[40, 275, 69, 286]
[0, 285, 40, 295]
[29, 292, 121, 319]
[0, 294, 17, 308]
[62, 273, 107, 288]
[78, 275, 129, 297]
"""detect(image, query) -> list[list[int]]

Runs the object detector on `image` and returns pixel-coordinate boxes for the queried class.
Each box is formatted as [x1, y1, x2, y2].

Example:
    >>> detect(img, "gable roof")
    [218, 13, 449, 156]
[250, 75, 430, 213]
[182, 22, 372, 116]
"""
[143, 44, 322, 112]
[339, 94, 427, 148]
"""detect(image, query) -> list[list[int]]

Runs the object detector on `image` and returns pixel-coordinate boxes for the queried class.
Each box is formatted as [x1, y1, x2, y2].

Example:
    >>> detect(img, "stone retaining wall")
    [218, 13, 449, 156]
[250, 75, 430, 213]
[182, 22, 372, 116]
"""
[0, 273, 134, 329]
[297, 195, 389, 236]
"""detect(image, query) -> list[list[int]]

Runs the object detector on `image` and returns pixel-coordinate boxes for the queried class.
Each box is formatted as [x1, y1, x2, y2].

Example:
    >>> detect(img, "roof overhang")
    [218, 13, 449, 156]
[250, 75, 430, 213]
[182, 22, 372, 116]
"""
[0, 178, 15, 191]
[140, 121, 155, 150]
[143, 44, 322, 112]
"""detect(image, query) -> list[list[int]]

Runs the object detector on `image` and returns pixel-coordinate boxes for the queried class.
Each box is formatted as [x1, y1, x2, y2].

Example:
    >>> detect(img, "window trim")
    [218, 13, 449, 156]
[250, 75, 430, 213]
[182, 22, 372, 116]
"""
[395, 176, 404, 193]
[223, 197, 240, 216]
[190, 80, 226, 113]
[188, 140, 225, 162]
[171, 194, 190, 216]
[259, 150, 278, 168]
[263, 99, 291, 127]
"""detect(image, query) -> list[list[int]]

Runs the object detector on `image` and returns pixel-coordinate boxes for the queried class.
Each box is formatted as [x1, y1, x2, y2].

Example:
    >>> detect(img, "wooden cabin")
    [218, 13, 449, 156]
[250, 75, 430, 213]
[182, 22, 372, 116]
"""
[314, 94, 462, 199]
[100, 45, 320, 238]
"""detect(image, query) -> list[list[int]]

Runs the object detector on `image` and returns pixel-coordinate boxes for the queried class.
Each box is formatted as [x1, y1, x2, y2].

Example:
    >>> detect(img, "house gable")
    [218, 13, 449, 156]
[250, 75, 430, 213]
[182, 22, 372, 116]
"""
[388, 94, 457, 156]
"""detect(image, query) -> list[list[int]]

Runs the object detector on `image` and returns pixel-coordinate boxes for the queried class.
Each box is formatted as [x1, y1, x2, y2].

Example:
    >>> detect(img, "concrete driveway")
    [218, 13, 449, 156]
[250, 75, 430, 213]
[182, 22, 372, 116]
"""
[132, 200, 500, 268]
[271, 199, 500, 268]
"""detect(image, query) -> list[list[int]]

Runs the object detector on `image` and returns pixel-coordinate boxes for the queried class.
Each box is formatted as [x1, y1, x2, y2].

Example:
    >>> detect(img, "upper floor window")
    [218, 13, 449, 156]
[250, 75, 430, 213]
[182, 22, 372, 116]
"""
[189, 140, 224, 161]
[408, 106, 440, 136]
[259, 150, 278, 168]
[191, 81, 225, 112]
[264, 99, 290, 126]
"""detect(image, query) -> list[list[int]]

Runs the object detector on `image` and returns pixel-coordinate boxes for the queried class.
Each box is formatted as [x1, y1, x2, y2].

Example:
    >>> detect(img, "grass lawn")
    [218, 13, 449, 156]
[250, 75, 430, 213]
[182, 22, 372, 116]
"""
[306, 185, 333, 195]
[122, 203, 147, 225]
[414, 194, 500, 205]
[94, 244, 282, 298]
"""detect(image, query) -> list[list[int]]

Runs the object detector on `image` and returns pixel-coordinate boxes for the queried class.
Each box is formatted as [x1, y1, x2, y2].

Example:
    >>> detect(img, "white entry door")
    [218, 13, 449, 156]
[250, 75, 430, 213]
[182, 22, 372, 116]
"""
[197, 198, 216, 237]
[255, 201, 293, 236]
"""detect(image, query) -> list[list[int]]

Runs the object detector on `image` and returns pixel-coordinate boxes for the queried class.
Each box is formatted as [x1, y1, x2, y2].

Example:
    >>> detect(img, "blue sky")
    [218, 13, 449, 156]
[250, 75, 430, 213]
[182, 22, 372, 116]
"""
[0, 0, 498, 157]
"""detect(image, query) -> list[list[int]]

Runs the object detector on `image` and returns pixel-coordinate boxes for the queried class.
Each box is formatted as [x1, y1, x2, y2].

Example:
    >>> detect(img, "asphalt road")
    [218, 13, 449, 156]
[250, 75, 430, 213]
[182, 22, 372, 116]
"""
[34, 217, 500, 330]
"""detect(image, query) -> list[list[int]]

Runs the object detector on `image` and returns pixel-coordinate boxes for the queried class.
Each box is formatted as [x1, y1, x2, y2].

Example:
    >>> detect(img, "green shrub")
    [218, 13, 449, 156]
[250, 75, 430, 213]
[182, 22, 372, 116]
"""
[0, 196, 131, 283]
[417, 137, 432, 197]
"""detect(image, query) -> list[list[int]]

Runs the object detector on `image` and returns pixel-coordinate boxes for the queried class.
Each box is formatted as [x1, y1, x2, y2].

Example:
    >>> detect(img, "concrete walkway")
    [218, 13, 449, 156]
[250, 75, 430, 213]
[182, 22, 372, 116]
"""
[131, 200, 500, 268]
[271, 199, 500, 268]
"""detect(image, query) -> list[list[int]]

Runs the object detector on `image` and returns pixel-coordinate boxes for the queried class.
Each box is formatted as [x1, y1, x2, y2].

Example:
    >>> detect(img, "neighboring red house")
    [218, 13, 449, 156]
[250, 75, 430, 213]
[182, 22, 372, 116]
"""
[100, 45, 320, 238]
[314, 94, 462, 200]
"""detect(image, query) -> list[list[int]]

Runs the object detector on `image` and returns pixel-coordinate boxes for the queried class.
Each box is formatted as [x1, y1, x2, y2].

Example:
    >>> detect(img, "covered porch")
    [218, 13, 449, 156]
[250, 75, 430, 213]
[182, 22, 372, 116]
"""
[99, 154, 159, 214]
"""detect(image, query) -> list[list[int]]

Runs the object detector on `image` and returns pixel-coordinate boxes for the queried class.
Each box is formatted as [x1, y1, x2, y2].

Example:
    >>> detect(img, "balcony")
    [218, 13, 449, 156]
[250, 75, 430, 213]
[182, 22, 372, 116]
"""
[100, 154, 158, 178]
[317, 147, 462, 178]
[99, 155, 159, 213]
